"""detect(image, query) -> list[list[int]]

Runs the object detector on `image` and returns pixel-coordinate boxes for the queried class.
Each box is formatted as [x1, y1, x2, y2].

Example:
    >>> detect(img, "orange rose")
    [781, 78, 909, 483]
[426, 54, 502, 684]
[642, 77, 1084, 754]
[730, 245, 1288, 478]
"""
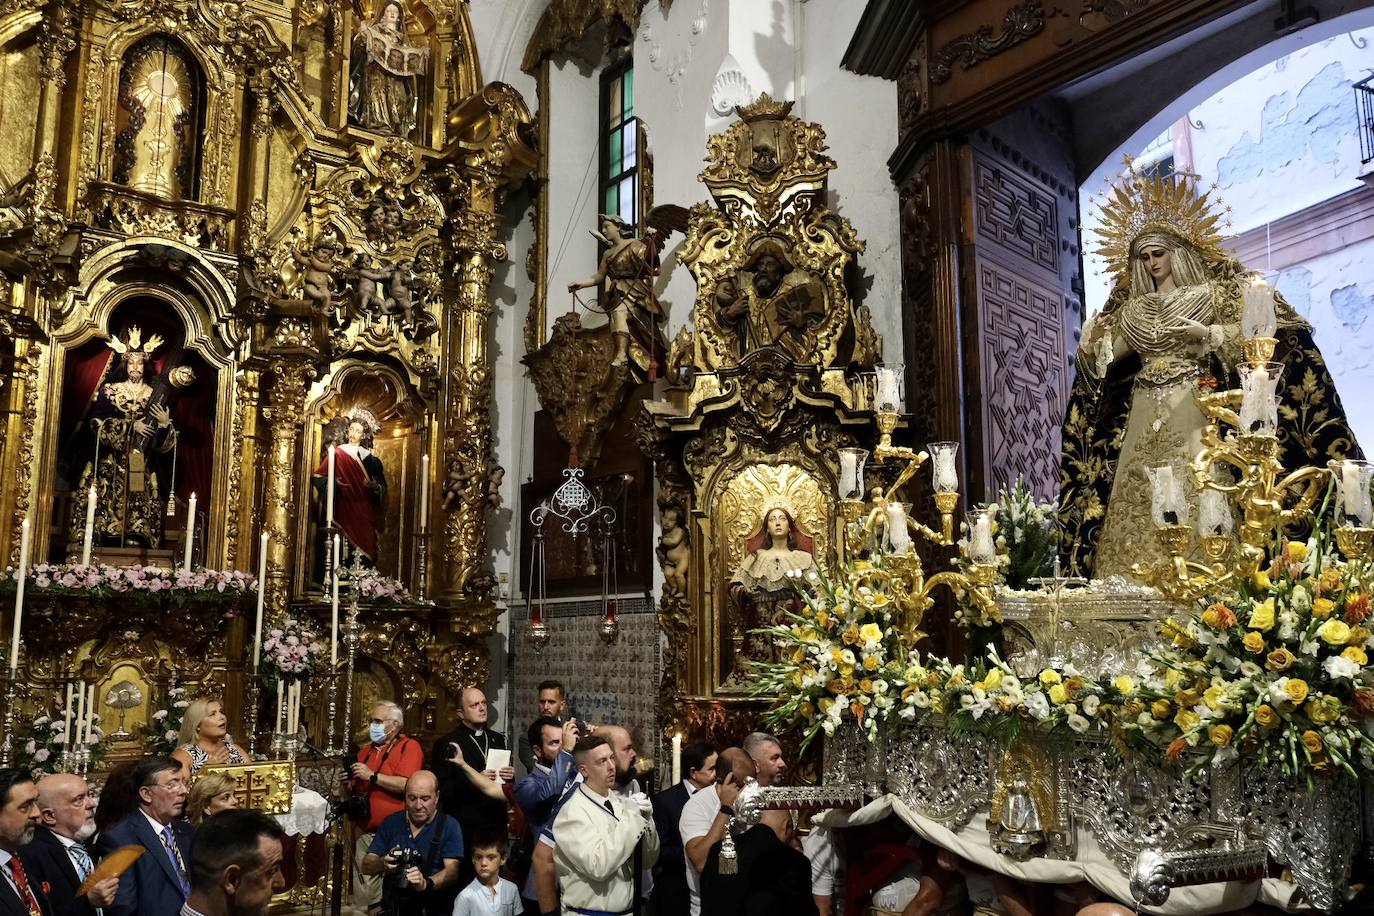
[850, 701, 865, 722]
[1346, 593, 1371, 624]
[1302, 730, 1324, 755]
[1165, 738, 1188, 761]
[1352, 689, 1374, 717]
[1265, 647, 1296, 671]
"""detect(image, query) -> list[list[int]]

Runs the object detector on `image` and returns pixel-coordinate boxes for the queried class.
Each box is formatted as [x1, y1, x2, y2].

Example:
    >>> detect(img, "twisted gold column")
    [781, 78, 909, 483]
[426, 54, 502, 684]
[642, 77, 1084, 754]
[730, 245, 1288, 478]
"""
[261, 361, 317, 616]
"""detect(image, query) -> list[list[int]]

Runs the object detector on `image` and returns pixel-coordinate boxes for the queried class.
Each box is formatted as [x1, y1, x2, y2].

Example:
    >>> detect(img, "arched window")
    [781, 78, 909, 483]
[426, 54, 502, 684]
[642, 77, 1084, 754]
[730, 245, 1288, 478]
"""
[114, 36, 206, 200]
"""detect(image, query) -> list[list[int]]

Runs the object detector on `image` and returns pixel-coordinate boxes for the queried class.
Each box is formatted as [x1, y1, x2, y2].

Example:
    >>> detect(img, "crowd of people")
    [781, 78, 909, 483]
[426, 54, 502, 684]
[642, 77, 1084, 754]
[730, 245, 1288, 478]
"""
[0, 679, 1172, 916]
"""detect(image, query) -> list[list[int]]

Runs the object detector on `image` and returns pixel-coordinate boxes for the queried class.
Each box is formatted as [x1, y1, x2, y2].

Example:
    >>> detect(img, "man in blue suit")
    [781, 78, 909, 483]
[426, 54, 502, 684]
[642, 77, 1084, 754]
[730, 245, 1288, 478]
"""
[512, 716, 578, 915]
[652, 741, 716, 916]
[97, 756, 195, 916]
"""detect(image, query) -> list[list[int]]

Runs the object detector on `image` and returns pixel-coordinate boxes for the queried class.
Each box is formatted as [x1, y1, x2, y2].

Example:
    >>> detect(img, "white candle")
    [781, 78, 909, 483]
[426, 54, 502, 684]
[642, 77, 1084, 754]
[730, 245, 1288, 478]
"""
[73, 679, 86, 745]
[326, 445, 336, 527]
[84, 683, 96, 744]
[671, 734, 682, 785]
[1239, 364, 1280, 436]
[839, 451, 858, 499]
[9, 518, 29, 674]
[330, 534, 340, 666]
[292, 682, 301, 735]
[275, 683, 285, 734]
[81, 486, 96, 566]
[886, 503, 912, 554]
[971, 512, 996, 564]
[1198, 489, 1233, 538]
[183, 493, 196, 572]
[62, 683, 74, 745]
[253, 531, 268, 671]
[419, 454, 430, 533]
[876, 366, 902, 412]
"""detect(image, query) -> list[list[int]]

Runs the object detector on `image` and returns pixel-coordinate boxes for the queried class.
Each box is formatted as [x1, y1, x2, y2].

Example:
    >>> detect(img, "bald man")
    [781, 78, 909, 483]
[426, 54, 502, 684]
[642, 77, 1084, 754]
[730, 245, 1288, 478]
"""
[679, 747, 753, 916]
[431, 687, 509, 884]
[362, 771, 464, 916]
[19, 774, 119, 915]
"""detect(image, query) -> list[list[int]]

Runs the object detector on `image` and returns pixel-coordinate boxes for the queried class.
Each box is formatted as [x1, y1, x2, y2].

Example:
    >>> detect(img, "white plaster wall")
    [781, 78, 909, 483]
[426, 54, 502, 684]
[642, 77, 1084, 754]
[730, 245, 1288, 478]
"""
[1079, 27, 1374, 450]
[464, 0, 539, 100]
[545, 55, 606, 331]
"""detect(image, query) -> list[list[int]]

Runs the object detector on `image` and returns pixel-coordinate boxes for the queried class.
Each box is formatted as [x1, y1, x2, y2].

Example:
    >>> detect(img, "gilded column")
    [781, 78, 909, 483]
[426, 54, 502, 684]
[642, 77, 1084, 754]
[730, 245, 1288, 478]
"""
[260, 361, 318, 616]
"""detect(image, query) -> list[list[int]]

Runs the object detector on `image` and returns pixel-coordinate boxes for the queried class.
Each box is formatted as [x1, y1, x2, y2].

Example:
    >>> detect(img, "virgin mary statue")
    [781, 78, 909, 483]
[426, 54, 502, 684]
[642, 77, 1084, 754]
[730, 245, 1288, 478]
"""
[1059, 168, 1361, 578]
[348, 0, 429, 137]
[728, 505, 816, 678]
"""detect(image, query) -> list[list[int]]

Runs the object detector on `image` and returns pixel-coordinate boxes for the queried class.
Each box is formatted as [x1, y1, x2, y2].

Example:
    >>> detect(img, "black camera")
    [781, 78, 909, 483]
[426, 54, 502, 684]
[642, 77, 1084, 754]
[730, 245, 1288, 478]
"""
[332, 794, 370, 821]
[389, 846, 424, 871]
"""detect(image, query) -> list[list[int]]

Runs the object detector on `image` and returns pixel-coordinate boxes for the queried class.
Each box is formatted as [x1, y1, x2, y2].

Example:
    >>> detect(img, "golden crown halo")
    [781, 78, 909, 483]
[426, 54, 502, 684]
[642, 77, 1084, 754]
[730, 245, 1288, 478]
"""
[1092, 158, 1231, 282]
[106, 325, 164, 356]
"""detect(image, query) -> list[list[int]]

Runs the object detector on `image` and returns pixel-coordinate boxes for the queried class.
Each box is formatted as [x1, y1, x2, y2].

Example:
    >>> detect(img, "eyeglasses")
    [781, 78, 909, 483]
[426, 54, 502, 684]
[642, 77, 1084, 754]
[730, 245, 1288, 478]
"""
[153, 778, 187, 792]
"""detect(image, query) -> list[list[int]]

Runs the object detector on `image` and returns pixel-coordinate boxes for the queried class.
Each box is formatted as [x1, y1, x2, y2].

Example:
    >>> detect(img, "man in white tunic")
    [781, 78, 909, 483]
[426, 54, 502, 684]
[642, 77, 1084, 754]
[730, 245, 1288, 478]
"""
[552, 734, 659, 916]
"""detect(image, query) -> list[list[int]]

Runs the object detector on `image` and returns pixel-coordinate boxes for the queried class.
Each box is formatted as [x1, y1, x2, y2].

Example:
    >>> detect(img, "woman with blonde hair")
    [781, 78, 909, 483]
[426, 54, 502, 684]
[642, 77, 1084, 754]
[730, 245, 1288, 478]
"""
[171, 697, 251, 777]
[185, 770, 239, 826]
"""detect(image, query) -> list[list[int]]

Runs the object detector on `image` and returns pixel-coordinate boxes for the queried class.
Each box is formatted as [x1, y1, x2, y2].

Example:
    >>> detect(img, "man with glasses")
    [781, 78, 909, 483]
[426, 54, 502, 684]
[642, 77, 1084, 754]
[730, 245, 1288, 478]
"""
[98, 756, 194, 916]
[20, 773, 119, 915]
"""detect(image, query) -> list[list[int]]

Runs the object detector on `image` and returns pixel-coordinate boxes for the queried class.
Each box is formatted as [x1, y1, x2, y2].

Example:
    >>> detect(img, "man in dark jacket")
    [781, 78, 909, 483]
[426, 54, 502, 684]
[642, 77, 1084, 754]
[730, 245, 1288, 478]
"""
[651, 741, 716, 916]
[96, 756, 195, 916]
[700, 809, 818, 916]
[19, 775, 118, 916]
[430, 687, 511, 882]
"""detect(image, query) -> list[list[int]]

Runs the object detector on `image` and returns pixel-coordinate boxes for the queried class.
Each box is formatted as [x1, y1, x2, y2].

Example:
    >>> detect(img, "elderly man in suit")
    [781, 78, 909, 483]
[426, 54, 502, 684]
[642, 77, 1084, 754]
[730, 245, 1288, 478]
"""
[19, 774, 118, 915]
[650, 742, 715, 916]
[0, 768, 52, 916]
[97, 756, 195, 916]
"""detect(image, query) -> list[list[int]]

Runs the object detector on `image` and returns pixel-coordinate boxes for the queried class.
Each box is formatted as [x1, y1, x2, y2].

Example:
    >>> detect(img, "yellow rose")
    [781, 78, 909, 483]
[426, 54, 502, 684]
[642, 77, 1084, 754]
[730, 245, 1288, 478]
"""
[1112, 675, 1136, 694]
[842, 624, 860, 646]
[1343, 646, 1369, 666]
[791, 647, 807, 664]
[859, 623, 884, 644]
[1255, 704, 1278, 727]
[1203, 686, 1226, 711]
[839, 664, 855, 679]
[1151, 699, 1172, 719]
[1302, 730, 1324, 755]
[792, 670, 805, 687]
[1283, 678, 1310, 705]
[1319, 619, 1352, 647]
[1209, 724, 1234, 747]
[1266, 647, 1296, 671]
[1039, 669, 1062, 686]
[1174, 709, 1201, 732]
[1286, 541, 1309, 563]
[863, 655, 880, 671]
[1248, 599, 1276, 632]
[1312, 598, 1336, 620]
[816, 612, 832, 630]
[1164, 669, 1183, 690]
[859, 678, 874, 694]
[1048, 684, 1068, 705]
[984, 668, 1003, 689]
[1201, 606, 1222, 629]
[830, 647, 844, 664]
[1175, 688, 1201, 709]
[1242, 631, 1266, 654]
[1320, 567, 1343, 593]
[818, 698, 833, 714]
[799, 702, 815, 719]
[1252, 570, 1272, 591]
[1306, 696, 1342, 725]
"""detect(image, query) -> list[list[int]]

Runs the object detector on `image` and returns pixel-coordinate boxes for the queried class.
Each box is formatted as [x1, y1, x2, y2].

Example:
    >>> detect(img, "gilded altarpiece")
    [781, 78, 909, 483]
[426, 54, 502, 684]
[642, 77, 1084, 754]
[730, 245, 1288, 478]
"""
[0, 0, 533, 769]
[641, 96, 887, 753]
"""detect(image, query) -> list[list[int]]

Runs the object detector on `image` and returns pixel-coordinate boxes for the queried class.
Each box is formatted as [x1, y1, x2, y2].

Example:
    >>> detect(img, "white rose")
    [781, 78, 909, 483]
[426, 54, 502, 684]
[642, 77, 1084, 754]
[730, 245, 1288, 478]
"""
[1082, 695, 1100, 717]
[1323, 656, 1360, 681]
[1067, 714, 1090, 733]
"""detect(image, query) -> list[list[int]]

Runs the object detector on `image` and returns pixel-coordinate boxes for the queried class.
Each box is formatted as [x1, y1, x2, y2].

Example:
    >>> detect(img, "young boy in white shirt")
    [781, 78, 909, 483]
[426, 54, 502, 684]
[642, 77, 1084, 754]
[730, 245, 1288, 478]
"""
[453, 827, 523, 916]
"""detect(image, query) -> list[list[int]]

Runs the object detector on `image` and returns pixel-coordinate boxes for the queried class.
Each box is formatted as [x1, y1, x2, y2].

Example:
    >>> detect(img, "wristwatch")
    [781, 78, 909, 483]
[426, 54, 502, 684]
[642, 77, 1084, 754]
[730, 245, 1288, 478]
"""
[718, 804, 735, 817]
[369, 773, 379, 785]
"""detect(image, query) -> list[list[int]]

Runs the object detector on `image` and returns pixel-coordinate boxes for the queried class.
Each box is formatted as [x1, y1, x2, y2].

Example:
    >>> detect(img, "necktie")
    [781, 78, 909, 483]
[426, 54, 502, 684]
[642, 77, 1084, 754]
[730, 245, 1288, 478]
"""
[8, 857, 42, 916]
[69, 844, 93, 881]
[161, 826, 190, 897]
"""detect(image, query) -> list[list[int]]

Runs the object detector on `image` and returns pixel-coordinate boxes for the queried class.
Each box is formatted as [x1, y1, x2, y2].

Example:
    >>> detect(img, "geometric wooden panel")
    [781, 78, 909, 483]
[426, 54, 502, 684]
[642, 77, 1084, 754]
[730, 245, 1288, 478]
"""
[977, 262, 1067, 501]
[973, 153, 1059, 274]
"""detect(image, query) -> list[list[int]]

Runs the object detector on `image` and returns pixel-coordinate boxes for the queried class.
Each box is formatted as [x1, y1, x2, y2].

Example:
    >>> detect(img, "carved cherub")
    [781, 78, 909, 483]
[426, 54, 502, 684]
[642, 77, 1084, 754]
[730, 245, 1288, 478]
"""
[441, 460, 471, 511]
[351, 254, 391, 314]
[656, 505, 691, 597]
[293, 240, 339, 311]
[486, 465, 505, 511]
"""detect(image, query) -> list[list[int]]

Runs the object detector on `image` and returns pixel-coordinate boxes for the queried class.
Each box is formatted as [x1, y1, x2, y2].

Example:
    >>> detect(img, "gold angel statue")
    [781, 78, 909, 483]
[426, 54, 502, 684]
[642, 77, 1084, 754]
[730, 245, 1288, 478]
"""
[1059, 166, 1361, 578]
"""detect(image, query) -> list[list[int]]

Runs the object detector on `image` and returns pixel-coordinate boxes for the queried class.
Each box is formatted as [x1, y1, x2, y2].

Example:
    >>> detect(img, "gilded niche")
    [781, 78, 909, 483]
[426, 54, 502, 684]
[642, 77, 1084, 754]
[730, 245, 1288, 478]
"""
[114, 35, 205, 200]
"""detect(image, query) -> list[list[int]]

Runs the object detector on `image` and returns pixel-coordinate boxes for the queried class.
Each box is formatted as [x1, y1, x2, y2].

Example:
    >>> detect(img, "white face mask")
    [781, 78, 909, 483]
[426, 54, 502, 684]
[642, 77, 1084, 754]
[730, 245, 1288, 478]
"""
[369, 723, 388, 744]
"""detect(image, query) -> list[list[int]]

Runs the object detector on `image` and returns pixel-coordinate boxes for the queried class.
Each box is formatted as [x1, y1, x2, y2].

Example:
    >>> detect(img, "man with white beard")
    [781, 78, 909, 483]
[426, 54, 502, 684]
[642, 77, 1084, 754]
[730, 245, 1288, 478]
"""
[19, 773, 119, 915]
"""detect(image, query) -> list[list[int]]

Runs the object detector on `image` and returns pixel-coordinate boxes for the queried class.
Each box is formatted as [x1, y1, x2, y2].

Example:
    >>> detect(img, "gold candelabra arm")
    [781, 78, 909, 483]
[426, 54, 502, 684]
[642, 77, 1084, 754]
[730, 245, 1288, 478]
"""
[932, 491, 958, 545]
[1196, 389, 1242, 428]
[1275, 466, 1330, 527]
[874, 444, 926, 502]
[1133, 524, 1231, 604]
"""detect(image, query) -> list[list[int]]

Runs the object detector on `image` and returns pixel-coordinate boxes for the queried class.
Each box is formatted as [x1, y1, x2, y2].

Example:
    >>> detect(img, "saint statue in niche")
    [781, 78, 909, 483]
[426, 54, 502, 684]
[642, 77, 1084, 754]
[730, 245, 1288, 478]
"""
[740, 240, 826, 362]
[348, 0, 430, 138]
[313, 408, 388, 563]
[69, 327, 183, 549]
[1059, 169, 1361, 579]
[568, 214, 666, 371]
[728, 506, 816, 676]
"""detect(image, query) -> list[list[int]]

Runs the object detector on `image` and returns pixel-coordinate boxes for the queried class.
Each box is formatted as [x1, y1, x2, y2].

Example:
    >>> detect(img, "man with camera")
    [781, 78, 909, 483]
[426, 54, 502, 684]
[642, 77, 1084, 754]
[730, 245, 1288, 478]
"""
[360, 771, 463, 916]
[343, 702, 424, 915]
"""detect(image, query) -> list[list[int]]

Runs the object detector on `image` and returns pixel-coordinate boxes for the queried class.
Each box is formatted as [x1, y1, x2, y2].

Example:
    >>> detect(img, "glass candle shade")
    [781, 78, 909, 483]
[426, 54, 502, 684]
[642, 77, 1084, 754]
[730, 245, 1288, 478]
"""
[1197, 487, 1233, 538]
[875, 364, 904, 413]
[1145, 464, 1189, 528]
[1241, 277, 1278, 339]
[968, 508, 997, 565]
[1332, 459, 1374, 528]
[838, 448, 868, 500]
[1238, 362, 1284, 436]
[929, 441, 960, 494]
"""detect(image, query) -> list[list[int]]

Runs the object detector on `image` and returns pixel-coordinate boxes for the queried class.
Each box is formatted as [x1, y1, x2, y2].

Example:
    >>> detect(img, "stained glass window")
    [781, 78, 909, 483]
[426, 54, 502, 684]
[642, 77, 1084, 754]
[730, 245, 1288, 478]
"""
[600, 60, 638, 231]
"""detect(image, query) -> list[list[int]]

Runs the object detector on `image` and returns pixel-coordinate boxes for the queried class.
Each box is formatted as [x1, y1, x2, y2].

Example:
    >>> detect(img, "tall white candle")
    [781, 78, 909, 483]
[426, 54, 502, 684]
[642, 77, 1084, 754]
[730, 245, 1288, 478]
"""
[419, 454, 430, 533]
[1242, 278, 1276, 339]
[83, 683, 96, 745]
[887, 502, 912, 554]
[183, 493, 197, 572]
[876, 367, 902, 412]
[1198, 489, 1233, 538]
[326, 445, 336, 527]
[671, 734, 682, 785]
[81, 486, 96, 566]
[971, 513, 996, 564]
[62, 683, 74, 746]
[330, 534, 340, 666]
[253, 531, 269, 671]
[9, 518, 30, 674]
[73, 680, 86, 745]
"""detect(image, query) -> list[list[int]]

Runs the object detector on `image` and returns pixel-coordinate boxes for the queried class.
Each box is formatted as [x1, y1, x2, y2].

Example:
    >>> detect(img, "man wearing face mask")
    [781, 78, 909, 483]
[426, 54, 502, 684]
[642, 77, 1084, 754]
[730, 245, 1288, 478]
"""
[344, 702, 423, 916]
[19, 774, 119, 915]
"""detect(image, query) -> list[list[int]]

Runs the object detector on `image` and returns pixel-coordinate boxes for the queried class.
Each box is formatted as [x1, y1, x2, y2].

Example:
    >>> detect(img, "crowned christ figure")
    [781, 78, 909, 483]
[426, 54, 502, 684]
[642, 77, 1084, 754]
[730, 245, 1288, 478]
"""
[313, 409, 388, 564]
[70, 326, 179, 549]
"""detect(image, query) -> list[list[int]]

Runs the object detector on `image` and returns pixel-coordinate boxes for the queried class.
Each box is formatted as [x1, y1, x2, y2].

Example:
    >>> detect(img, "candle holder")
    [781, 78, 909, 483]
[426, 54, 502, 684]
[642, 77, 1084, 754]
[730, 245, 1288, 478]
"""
[1333, 527, 1374, 564]
[0, 671, 17, 766]
[245, 672, 262, 756]
[1241, 337, 1277, 367]
[337, 592, 362, 758]
[413, 531, 430, 602]
[526, 606, 551, 652]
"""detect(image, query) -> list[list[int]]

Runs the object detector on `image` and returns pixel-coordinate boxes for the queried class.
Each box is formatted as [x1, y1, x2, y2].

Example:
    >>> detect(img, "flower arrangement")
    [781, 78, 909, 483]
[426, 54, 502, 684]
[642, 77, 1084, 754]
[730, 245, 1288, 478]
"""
[0, 563, 256, 606]
[351, 571, 411, 603]
[259, 617, 328, 684]
[14, 704, 106, 775]
[749, 562, 914, 749]
[145, 682, 190, 755]
[988, 478, 1059, 590]
[1118, 536, 1374, 785]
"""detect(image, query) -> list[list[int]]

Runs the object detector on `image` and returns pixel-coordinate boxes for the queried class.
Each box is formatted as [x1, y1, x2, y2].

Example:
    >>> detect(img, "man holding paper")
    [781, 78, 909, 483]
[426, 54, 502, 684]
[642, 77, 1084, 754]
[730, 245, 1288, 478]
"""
[432, 688, 512, 883]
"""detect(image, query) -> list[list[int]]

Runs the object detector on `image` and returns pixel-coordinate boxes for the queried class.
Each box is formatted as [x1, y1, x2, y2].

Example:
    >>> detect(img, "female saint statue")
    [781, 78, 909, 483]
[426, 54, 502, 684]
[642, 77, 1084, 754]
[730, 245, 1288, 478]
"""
[70, 327, 179, 549]
[568, 214, 666, 370]
[313, 409, 388, 563]
[1059, 169, 1360, 578]
[728, 506, 816, 677]
[348, 1, 429, 137]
